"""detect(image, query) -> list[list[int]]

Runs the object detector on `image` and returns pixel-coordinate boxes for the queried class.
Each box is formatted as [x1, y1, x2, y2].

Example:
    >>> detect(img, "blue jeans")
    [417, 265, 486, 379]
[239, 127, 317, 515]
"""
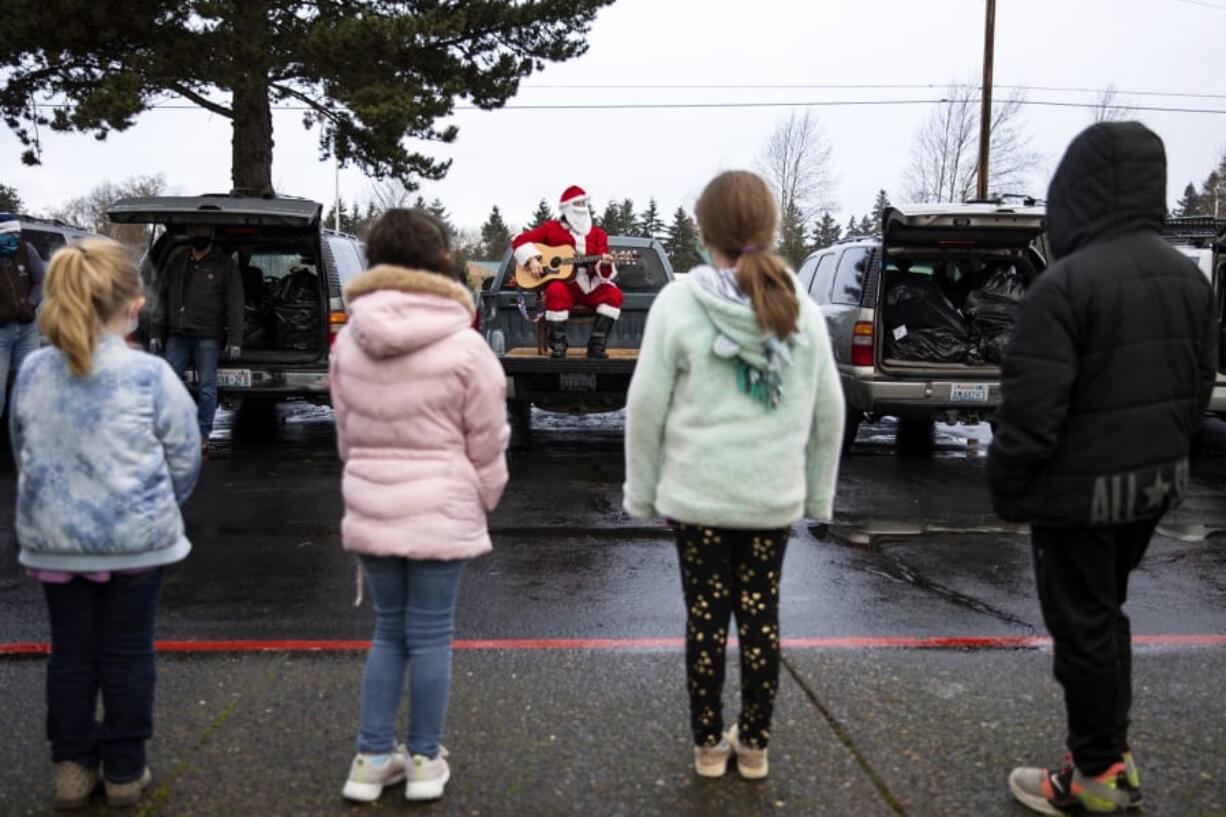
[357, 556, 465, 759]
[0, 320, 40, 420]
[165, 335, 220, 438]
[42, 569, 164, 784]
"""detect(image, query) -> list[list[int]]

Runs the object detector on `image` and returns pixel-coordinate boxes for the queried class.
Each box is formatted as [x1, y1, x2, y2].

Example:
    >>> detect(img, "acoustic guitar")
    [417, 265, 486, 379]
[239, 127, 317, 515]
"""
[514, 243, 641, 291]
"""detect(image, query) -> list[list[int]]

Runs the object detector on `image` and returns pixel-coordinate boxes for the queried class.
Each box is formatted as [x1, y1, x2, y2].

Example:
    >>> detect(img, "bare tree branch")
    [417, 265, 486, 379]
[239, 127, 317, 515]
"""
[757, 110, 836, 221]
[166, 83, 233, 118]
[903, 83, 1039, 203]
[1089, 84, 1136, 124]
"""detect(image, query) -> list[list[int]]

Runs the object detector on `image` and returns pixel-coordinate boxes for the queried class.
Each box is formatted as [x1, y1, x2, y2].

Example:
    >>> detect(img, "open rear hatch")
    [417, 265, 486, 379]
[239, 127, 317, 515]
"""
[878, 204, 1047, 374]
[109, 196, 329, 366]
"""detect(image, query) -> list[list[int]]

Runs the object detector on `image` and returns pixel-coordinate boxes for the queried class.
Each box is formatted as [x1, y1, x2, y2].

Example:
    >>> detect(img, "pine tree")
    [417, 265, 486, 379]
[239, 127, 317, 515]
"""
[599, 201, 623, 234]
[478, 206, 512, 260]
[0, 184, 22, 213]
[529, 198, 554, 229]
[637, 198, 665, 239]
[858, 215, 875, 236]
[812, 211, 842, 250]
[846, 216, 859, 237]
[1173, 182, 1204, 217]
[871, 189, 891, 231]
[779, 200, 809, 268]
[618, 199, 637, 236]
[664, 207, 703, 272]
[427, 198, 456, 237]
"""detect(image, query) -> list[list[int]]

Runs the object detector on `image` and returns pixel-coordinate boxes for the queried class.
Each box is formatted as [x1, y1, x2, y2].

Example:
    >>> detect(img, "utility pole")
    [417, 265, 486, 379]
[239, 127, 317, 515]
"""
[976, 0, 996, 201]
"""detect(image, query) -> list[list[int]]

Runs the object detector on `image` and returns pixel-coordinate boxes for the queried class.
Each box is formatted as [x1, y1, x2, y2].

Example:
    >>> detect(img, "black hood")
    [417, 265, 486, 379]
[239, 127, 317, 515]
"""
[1046, 122, 1167, 260]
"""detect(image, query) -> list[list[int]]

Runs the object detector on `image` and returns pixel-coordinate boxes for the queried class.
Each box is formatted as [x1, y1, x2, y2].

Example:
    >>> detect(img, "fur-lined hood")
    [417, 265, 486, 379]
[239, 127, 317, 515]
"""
[344, 265, 475, 315]
[343, 265, 476, 360]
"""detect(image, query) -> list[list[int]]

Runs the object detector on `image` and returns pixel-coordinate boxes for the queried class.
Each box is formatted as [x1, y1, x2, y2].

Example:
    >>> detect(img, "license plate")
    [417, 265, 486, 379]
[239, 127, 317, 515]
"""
[559, 373, 597, 392]
[950, 383, 990, 403]
[217, 369, 253, 388]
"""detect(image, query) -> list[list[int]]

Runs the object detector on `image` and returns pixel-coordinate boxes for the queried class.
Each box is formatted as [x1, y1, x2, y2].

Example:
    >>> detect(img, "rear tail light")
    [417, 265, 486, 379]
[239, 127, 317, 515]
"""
[328, 306, 347, 349]
[851, 321, 875, 367]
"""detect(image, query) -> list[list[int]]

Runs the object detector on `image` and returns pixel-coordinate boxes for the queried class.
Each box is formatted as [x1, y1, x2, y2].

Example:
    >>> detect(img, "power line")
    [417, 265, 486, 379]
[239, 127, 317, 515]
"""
[27, 98, 1226, 115]
[522, 82, 1226, 101]
[1175, 0, 1226, 10]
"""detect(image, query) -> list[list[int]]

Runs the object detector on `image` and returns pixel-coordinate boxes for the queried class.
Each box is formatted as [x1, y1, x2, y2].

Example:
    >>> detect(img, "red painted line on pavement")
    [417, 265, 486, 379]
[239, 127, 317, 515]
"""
[2, 633, 1225, 656]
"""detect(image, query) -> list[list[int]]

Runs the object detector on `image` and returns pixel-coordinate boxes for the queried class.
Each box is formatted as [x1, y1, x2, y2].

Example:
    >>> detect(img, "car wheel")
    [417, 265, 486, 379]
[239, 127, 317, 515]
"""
[842, 411, 863, 454]
[895, 417, 936, 457]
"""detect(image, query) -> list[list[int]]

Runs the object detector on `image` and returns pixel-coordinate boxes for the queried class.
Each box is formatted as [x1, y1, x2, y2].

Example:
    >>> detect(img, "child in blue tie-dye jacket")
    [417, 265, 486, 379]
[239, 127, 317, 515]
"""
[9, 238, 201, 810]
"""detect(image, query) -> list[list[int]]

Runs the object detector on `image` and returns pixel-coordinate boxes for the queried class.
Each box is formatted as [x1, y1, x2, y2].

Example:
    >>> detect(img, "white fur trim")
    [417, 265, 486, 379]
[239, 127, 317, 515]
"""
[513, 243, 541, 267]
[595, 304, 621, 320]
[545, 310, 570, 322]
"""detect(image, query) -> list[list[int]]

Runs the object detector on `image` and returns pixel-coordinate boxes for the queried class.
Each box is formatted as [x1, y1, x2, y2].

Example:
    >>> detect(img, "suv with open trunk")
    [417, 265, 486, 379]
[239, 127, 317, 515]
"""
[1160, 215, 1226, 417]
[798, 202, 1048, 448]
[107, 194, 366, 405]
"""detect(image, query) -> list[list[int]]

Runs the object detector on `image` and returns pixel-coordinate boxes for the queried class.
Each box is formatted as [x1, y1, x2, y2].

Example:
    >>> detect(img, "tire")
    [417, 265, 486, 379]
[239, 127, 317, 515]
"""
[895, 417, 936, 457]
[842, 411, 863, 454]
[509, 400, 533, 449]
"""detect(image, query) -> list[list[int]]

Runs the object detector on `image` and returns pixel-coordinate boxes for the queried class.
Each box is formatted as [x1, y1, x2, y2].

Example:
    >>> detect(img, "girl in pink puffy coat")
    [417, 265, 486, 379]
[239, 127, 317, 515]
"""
[329, 209, 509, 803]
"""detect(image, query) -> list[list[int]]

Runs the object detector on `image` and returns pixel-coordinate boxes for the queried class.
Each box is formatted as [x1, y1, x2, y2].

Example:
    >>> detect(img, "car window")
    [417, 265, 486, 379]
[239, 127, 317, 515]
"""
[796, 256, 819, 293]
[20, 228, 67, 262]
[808, 253, 835, 303]
[326, 236, 366, 289]
[832, 247, 870, 306]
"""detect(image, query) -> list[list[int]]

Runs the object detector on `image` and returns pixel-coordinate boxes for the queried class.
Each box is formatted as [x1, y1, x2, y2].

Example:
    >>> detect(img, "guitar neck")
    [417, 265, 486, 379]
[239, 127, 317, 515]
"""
[558, 254, 606, 266]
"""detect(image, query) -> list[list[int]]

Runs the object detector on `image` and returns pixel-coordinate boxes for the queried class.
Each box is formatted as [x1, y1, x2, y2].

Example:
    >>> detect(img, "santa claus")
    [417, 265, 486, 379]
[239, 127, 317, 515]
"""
[511, 185, 623, 359]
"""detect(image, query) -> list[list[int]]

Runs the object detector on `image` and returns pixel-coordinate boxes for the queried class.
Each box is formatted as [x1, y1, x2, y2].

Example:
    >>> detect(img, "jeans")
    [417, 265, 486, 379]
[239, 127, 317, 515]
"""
[674, 523, 789, 749]
[165, 335, 220, 438]
[357, 556, 465, 759]
[42, 569, 164, 784]
[0, 320, 40, 421]
[1031, 519, 1156, 776]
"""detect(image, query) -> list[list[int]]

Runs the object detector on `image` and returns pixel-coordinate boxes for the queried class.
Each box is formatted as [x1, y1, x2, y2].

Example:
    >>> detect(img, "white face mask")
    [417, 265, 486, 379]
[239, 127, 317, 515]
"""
[561, 201, 592, 236]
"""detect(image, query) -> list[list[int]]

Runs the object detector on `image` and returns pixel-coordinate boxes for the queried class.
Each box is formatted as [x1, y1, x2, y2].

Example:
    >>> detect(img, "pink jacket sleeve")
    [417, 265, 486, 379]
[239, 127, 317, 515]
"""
[463, 343, 511, 511]
[329, 342, 351, 463]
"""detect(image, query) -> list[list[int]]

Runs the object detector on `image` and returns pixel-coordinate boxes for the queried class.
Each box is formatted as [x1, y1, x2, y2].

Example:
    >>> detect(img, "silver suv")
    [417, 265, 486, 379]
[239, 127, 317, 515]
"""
[798, 203, 1048, 448]
[1160, 216, 1226, 417]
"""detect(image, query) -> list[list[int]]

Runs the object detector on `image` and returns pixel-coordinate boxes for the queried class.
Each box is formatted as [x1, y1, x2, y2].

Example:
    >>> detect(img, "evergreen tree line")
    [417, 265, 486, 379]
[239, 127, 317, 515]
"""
[1172, 151, 1226, 218]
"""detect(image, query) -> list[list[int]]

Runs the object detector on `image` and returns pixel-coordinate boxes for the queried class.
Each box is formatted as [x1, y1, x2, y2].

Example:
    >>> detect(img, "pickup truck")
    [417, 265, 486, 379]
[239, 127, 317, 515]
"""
[1160, 215, 1226, 417]
[477, 236, 674, 437]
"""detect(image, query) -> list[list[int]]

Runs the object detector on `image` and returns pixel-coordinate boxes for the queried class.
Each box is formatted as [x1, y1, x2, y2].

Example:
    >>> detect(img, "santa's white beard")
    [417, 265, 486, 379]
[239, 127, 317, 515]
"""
[561, 205, 592, 236]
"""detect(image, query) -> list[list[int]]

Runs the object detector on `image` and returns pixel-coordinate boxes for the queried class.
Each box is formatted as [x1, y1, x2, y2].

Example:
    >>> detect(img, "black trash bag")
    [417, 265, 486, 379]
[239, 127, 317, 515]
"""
[242, 302, 270, 349]
[883, 275, 972, 362]
[269, 268, 321, 351]
[964, 267, 1026, 364]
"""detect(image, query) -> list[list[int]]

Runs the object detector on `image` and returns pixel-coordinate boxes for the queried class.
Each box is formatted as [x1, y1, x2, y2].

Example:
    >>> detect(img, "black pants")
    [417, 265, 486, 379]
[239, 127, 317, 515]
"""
[43, 569, 164, 784]
[675, 523, 788, 749]
[1031, 520, 1155, 776]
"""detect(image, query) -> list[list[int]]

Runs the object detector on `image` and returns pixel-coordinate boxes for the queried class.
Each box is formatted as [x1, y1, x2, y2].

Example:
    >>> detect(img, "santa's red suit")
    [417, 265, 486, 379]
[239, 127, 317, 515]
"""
[511, 191, 623, 323]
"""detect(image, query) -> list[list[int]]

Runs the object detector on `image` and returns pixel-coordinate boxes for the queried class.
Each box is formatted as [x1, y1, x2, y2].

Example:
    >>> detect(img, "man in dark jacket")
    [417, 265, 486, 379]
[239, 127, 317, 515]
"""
[152, 225, 244, 449]
[990, 123, 1217, 814]
[0, 213, 46, 424]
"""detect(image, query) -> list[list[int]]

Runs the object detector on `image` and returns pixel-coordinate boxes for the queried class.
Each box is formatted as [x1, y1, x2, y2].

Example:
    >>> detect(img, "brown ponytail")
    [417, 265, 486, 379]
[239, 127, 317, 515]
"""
[38, 239, 142, 377]
[694, 170, 800, 338]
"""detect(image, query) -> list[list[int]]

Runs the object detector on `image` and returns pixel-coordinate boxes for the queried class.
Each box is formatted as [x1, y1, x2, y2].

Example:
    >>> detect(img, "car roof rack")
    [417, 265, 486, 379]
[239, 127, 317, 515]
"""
[1162, 215, 1226, 245]
[16, 213, 91, 232]
[963, 193, 1044, 207]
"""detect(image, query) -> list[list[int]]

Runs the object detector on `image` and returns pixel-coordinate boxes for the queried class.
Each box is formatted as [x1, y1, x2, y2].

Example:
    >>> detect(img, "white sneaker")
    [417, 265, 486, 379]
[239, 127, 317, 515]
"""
[693, 739, 733, 778]
[404, 747, 451, 801]
[342, 748, 407, 802]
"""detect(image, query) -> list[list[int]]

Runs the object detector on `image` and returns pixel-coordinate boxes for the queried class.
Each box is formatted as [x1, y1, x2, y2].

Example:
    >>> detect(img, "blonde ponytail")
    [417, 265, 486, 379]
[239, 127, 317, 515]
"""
[38, 239, 141, 377]
[695, 170, 801, 339]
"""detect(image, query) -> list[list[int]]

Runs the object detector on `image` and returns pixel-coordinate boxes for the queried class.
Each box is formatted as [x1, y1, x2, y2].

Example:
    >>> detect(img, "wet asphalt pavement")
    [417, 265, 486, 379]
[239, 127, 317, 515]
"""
[1, 405, 1225, 815]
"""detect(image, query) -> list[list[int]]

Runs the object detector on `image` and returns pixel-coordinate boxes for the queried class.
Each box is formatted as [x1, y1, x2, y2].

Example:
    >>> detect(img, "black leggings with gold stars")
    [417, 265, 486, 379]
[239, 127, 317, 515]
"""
[674, 522, 788, 750]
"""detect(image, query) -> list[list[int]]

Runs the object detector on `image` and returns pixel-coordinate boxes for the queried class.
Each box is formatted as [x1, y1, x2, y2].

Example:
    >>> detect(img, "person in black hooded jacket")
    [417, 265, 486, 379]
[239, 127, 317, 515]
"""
[990, 123, 1217, 815]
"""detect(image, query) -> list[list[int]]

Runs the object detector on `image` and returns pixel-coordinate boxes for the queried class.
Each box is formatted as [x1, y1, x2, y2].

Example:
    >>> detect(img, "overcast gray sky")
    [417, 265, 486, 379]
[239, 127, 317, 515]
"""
[4, 0, 1224, 234]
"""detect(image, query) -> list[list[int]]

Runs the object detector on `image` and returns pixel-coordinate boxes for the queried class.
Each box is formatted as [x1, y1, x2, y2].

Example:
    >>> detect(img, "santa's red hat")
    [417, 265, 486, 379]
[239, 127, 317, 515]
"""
[559, 185, 587, 205]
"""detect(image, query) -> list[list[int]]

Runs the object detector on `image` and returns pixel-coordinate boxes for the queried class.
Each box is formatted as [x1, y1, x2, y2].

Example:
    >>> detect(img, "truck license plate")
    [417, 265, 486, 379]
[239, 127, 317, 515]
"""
[217, 369, 253, 388]
[559, 373, 597, 392]
[950, 383, 989, 403]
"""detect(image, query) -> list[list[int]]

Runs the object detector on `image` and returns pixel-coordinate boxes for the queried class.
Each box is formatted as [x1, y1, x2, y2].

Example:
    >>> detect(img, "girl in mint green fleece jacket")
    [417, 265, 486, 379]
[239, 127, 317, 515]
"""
[624, 171, 844, 780]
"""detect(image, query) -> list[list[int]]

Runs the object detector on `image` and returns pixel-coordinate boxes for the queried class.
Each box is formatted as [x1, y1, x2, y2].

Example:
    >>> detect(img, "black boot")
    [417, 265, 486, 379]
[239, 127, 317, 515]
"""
[586, 314, 616, 360]
[548, 320, 569, 359]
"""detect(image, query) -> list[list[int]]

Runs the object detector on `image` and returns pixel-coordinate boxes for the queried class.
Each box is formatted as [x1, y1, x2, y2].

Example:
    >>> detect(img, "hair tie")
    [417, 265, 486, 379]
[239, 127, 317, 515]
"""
[741, 245, 760, 254]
